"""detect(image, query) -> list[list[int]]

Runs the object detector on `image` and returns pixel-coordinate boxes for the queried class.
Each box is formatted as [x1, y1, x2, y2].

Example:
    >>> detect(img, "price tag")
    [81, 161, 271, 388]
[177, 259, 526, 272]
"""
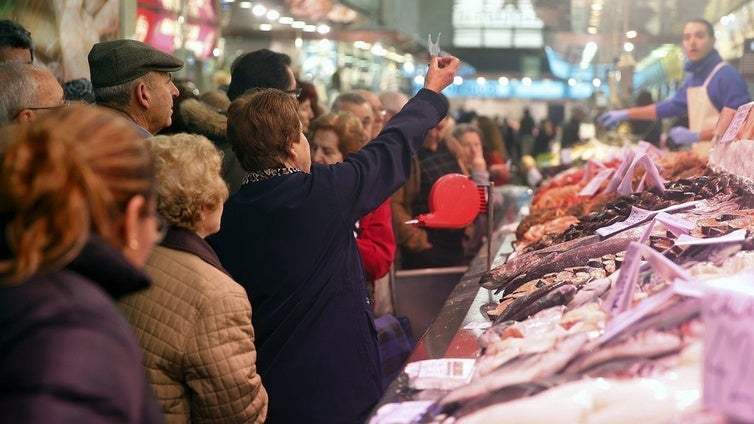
[720, 102, 754, 144]
[637, 155, 666, 191]
[596, 205, 653, 237]
[655, 211, 694, 237]
[603, 242, 644, 315]
[675, 228, 747, 246]
[601, 285, 676, 344]
[637, 140, 665, 158]
[714, 107, 738, 142]
[635, 172, 648, 193]
[641, 240, 694, 283]
[602, 242, 695, 341]
[596, 201, 700, 238]
[370, 401, 435, 424]
[702, 274, 754, 422]
[580, 159, 607, 184]
[578, 168, 613, 197]
[616, 154, 666, 196]
[604, 150, 635, 194]
[463, 321, 492, 330]
[404, 358, 477, 391]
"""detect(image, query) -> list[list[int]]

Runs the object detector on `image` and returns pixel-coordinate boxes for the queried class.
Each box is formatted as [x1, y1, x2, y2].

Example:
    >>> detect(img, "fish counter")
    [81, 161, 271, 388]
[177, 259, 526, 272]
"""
[369, 144, 754, 424]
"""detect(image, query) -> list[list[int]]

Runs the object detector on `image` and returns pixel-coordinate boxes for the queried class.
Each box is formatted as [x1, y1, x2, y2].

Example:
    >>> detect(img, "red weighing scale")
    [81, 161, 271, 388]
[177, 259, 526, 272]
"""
[406, 173, 496, 270]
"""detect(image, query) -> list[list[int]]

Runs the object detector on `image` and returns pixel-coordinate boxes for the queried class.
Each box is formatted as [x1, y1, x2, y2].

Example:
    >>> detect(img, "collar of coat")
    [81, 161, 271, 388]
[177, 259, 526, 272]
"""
[66, 234, 152, 299]
[158, 226, 232, 277]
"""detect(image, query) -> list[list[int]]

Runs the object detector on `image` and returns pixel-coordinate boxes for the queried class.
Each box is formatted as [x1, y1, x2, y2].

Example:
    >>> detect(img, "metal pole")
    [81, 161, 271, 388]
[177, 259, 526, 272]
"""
[486, 181, 495, 271]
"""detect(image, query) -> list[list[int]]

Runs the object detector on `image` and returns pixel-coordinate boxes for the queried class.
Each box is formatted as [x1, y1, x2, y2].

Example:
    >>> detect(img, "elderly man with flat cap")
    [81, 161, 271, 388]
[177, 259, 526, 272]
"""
[88, 39, 183, 137]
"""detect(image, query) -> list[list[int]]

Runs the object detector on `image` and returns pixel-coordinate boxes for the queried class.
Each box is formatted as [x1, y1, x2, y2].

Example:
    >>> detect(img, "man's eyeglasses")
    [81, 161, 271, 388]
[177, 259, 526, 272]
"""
[24, 100, 72, 112]
[284, 87, 303, 99]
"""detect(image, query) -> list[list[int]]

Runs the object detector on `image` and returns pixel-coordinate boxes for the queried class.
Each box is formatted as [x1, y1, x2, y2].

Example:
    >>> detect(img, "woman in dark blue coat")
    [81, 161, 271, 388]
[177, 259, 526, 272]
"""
[209, 55, 460, 424]
[0, 105, 164, 423]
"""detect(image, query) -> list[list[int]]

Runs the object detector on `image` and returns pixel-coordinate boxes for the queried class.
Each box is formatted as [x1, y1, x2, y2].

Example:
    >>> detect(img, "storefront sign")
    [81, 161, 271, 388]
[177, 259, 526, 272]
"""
[135, 8, 218, 58]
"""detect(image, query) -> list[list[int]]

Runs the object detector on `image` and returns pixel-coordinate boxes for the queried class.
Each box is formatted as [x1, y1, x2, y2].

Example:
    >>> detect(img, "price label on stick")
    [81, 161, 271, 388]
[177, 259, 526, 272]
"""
[603, 241, 644, 315]
[602, 242, 694, 342]
[596, 206, 653, 237]
[719, 102, 754, 143]
[675, 228, 747, 246]
[604, 150, 635, 194]
[655, 211, 694, 237]
[596, 201, 700, 238]
[578, 168, 613, 197]
[702, 275, 754, 422]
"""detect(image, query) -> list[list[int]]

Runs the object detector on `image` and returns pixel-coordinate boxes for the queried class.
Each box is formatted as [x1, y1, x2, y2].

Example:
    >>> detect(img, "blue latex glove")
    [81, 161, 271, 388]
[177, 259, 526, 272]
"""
[596, 109, 629, 128]
[668, 126, 700, 144]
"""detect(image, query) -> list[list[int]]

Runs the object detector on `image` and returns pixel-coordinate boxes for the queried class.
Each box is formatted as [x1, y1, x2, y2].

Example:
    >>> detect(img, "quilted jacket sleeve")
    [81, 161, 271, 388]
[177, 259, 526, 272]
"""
[184, 289, 268, 424]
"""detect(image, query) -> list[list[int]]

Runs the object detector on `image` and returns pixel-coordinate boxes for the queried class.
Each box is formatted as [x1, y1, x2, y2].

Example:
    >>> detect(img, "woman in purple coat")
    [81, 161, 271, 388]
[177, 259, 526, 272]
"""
[0, 105, 164, 423]
[209, 55, 460, 423]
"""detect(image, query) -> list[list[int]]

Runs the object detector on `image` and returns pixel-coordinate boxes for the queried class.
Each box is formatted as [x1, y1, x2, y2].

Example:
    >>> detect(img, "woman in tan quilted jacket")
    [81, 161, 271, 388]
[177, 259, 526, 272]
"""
[119, 133, 268, 423]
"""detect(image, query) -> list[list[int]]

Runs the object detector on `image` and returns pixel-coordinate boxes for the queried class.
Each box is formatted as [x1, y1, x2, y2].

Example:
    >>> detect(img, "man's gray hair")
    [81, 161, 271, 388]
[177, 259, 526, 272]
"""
[0, 62, 44, 125]
[331, 90, 368, 112]
[93, 74, 148, 109]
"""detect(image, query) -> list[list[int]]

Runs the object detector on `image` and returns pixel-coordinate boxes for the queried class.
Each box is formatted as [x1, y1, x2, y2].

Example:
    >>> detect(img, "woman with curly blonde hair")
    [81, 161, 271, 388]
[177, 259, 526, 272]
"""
[119, 133, 268, 423]
[0, 105, 164, 422]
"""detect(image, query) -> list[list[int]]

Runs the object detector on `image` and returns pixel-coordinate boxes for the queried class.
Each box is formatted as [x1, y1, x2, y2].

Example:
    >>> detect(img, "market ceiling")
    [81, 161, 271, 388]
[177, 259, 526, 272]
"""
[221, 0, 734, 71]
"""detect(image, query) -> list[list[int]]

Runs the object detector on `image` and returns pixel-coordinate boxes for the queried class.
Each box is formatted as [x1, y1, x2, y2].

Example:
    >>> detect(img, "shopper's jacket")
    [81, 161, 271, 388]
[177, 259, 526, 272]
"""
[209, 89, 448, 424]
[179, 98, 246, 194]
[120, 227, 268, 424]
[357, 199, 396, 282]
[0, 235, 163, 423]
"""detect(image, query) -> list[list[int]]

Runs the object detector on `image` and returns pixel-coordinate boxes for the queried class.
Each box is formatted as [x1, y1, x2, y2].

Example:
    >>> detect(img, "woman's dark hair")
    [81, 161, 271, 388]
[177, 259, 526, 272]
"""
[226, 89, 300, 172]
[227, 49, 293, 101]
[0, 20, 33, 60]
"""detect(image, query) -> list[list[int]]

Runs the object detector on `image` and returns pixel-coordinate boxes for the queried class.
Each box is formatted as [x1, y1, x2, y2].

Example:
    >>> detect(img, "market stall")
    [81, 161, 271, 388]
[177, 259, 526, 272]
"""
[368, 111, 754, 423]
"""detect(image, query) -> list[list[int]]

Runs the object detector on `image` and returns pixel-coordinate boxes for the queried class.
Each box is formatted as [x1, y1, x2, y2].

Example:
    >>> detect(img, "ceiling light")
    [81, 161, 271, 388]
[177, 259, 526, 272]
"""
[624, 42, 634, 52]
[476, 77, 486, 85]
[453, 76, 463, 85]
[252, 4, 266, 16]
[266, 10, 280, 20]
[626, 30, 637, 39]
[568, 78, 576, 86]
[498, 76, 509, 85]
[279, 16, 294, 24]
[259, 23, 272, 31]
[303, 25, 317, 32]
[291, 21, 305, 29]
[295, 37, 303, 48]
[414, 75, 424, 85]
[592, 78, 601, 87]
[587, 27, 597, 34]
[239, 1, 251, 8]
[317, 25, 330, 34]
[371, 43, 386, 56]
[522, 77, 532, 86]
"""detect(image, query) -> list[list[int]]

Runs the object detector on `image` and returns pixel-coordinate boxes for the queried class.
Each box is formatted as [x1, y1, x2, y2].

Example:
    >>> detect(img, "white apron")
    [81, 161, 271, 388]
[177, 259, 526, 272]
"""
[686, 61, 726, 153]
[686, 61, 727, 133]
